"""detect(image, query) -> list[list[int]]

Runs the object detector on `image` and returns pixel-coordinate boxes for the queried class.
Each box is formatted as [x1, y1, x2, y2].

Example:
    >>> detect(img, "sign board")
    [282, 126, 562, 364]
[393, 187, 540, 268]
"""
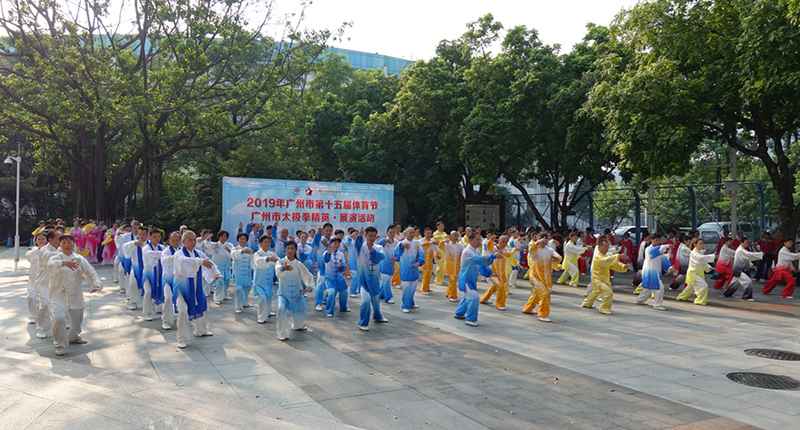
[221, 177, 394, 234]
[465, 203, 501, 230]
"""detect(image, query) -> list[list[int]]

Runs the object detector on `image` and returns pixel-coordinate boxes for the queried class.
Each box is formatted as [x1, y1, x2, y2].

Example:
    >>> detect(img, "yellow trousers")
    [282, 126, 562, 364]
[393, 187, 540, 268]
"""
[420, 265, 433, 293]
[557, 261, 580, 287]
[392, 262, 401, 287]
[480, 277, 508, 309]
[435, 257, 446, 285]
[446, 271, 458, 300]
[677, 277, 709, 305]
[522, 282, 550, 318]
[582, 280, 613, 314]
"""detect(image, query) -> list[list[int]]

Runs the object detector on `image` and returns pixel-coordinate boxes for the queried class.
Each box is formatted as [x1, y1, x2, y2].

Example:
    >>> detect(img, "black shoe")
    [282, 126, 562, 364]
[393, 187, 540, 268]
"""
[454, 315, 465, 320]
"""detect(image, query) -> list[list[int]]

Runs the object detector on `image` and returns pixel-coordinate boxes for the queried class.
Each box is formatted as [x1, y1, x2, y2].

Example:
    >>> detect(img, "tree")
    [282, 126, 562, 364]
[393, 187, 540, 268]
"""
[590, 0, 800, 237]
[0, 0, 333, 221]
[461, 22, 618, 230]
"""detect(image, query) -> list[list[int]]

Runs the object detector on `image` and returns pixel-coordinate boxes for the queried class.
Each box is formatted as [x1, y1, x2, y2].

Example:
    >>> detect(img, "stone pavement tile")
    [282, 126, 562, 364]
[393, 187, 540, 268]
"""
[670, 417, 759, 430]
[24, 401, 139, 430]
[0, 390, 55, 430]
[730, 389, 800, 416]
[225, 373, 316, 407]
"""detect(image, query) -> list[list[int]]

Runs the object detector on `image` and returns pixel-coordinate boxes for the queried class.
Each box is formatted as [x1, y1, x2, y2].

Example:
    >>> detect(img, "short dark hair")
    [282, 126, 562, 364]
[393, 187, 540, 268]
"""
[45, 230, 59, 240]
[365, 226, 378, 234]
[322, 223, 333, 229]
[347, 227, 357, 233]
[334, 229, 344, 236]
[329, 237, 341, 245]
[217, 230, 229, 240]
[286, 240, 298, 250]
[236, 232, 248, 241]
[259, 235, 272, 244]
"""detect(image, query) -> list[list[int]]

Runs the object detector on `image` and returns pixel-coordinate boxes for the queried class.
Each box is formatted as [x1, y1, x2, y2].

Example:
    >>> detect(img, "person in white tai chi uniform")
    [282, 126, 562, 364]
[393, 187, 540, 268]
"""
[46, 234, 103, 356]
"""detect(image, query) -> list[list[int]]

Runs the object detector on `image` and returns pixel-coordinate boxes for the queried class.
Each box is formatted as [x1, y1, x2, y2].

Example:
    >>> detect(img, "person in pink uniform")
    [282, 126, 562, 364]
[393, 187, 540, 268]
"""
[101, 224, 118, 265]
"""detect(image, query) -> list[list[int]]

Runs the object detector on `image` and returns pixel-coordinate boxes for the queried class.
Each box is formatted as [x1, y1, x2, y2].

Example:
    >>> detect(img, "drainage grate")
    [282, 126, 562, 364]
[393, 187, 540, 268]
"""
[726, 372, 800, 390]
[744, 349, 800, 361]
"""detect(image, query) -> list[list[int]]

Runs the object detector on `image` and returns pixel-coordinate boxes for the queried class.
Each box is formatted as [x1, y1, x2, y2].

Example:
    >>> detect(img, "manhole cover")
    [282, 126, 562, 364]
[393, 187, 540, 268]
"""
[744, 349, 800, 361]
[726, 372, 800, 390]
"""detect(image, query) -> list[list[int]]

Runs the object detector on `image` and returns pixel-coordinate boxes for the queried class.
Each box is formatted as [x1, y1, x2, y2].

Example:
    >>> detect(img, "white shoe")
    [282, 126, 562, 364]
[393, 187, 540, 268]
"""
[235, 309, 243, 314]
[278, 337, 288, 341]
[465, 321, 479, 327]
[375, 318, 389, 323]
[401, 309, 411, 313]
[127, 305, 137, 310]
[257, 319, 266, 324]
[176, 343, 187, 349]
[202, 332, 213, 337]
[144, 316, 153, 321]
[358, 325, 369, 331]
[35, 330, 48, 339]
[413, 305, 420, 309]
[27, 318, 37, 325]
[537, 317, 552, 323]
[315, 304, 324, 311]
[54, 346, 66, 356]
[448, 298, 458, 303]
[386, 299, 395, 304]
[350, 294, 359, 298]
[326, 314, 334, 318]
[268, 312, 276, 317]
[652, 305, 668, 311]
[161, 323, 171, 330]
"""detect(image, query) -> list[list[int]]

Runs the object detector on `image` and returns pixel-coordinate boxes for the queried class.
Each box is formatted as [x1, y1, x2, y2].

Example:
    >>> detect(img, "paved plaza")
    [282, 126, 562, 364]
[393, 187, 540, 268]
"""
[1, 250, 798, 430]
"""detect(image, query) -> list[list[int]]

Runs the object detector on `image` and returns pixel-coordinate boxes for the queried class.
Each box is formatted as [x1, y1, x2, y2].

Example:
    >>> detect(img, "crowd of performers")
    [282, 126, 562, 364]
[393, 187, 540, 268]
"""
[23, 218, 799, 356]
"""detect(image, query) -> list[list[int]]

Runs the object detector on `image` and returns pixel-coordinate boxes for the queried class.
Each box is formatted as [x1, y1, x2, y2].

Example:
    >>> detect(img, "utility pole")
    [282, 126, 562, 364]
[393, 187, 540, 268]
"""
[729, 146, 738, 238]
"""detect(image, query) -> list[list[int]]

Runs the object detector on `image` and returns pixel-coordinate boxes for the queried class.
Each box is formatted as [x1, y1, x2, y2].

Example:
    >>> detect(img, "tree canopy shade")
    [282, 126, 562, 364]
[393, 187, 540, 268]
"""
[0, 0, 334, 221]
[589, 0, 800, 237]
[335, 15, 618, 230]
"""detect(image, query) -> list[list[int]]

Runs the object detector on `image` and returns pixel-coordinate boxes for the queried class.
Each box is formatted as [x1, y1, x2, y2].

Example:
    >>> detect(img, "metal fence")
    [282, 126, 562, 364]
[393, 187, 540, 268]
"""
[502, 180, 777, 240]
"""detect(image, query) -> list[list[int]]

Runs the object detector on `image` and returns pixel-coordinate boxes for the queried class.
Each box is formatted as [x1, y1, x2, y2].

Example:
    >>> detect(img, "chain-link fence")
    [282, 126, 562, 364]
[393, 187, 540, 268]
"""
[502, 180, 777, 241]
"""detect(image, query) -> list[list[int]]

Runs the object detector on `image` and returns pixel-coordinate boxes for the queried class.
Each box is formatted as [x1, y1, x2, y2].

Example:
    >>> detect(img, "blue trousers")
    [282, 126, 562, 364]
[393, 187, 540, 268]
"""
[379, 274, 393, 302]
[401, 280, 417, 311]
[314, 274, 326, 306]
[325, 280, 348, 316]
[358, 288, 384, 327]
[349, 269, 360, 295]
[455, 289, 479, 322]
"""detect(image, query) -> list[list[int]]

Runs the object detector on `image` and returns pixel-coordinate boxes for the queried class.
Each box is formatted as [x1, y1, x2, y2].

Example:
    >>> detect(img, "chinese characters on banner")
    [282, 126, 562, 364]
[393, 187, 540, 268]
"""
[221, 177, 394, 234]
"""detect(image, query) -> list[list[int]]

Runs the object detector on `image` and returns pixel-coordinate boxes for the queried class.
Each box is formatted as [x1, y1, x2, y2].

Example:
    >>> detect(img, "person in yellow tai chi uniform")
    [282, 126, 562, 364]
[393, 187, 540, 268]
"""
[522, 236, 561, 322]
[676, 239, 716, 305]
[557, 232, 589, 287]
[445, 231, 464, 302]
[582, 237, 628, 314]
[419, 227, 437, 295]
[480, 235, 516, 310]
[433, 222, 448, 285]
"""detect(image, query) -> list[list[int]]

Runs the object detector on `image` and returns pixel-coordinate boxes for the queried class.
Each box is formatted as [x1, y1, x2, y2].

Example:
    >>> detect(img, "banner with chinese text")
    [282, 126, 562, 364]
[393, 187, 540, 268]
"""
[221, 177, 394, 235]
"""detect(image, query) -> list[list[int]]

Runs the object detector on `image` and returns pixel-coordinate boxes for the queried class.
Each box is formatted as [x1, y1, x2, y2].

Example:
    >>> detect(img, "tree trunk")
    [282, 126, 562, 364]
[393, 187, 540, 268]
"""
[94, 123, 107, 222]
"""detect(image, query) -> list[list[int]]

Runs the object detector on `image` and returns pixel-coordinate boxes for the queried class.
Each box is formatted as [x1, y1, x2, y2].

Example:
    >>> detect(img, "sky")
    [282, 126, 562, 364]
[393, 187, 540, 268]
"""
[277, 0, 641, 60]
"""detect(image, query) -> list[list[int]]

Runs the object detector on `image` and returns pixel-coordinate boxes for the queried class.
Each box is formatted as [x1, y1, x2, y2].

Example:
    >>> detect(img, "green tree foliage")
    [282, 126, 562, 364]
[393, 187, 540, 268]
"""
[0, 0, 332, 222]
[462, 21, 617, 230]
[590, 0, 800, 237]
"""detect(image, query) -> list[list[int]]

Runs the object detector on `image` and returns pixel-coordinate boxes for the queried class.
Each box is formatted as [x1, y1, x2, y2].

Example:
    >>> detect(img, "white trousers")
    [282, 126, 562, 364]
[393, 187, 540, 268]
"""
[126, 275, 141, 309]
[256, 295, 273, 322]
[176, 295, 209, 346]
[143, 279, 155, 320]
[276, 298, 306, 340]
[162, 284, 176, 328]
[636, 284, 664, 307]
[51, 300, 84, 351]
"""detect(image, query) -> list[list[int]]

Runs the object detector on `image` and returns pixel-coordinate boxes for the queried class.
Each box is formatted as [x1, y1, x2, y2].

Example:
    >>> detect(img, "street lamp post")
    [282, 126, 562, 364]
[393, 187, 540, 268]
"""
[4, 153, 21, 272]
